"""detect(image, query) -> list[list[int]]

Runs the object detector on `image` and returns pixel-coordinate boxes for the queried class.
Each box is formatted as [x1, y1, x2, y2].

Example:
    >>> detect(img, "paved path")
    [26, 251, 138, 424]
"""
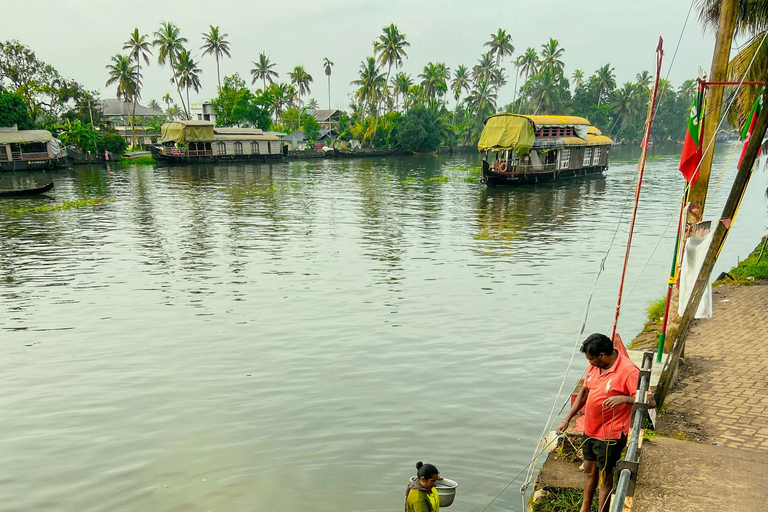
[663, 283, 768, 451]
[633, 283, 768, 512]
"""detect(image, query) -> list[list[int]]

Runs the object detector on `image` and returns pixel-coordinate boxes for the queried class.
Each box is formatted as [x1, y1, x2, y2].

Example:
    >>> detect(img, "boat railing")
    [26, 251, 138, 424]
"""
[13, 151, 50, 160]
[185, 149, 213, 157]
[502, 163, 557, 173]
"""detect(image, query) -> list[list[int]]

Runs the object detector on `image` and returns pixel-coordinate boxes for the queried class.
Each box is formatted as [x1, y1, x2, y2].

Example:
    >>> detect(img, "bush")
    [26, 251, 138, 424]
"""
[96, 133, 127, 155]
[393, 107, 442, 153]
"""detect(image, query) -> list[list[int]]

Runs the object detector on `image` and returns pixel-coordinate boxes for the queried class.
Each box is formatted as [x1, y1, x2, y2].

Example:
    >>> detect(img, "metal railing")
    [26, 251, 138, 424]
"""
[501, 163, 557, 174]
[610, 350, 654, 512]
[12, 151, 49, 160]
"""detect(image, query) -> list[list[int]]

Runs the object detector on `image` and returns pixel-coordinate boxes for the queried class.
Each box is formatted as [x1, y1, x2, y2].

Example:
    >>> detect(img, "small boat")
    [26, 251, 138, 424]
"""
[478, 114, 613, 186]
[0, 125, 69, 171]
[0, 182, 54, 197]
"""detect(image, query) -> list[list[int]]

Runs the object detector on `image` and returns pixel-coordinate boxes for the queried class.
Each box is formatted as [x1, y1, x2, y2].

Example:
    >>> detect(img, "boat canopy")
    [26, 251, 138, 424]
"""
[213, 127, 264, 135]
[213, 134, 282, 142]
[477, 114, 536, 155]
[159, 121, 214, 143]
[0, 129, 52, 144]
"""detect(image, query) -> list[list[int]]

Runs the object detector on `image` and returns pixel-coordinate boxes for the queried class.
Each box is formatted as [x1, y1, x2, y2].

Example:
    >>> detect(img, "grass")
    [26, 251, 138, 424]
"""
[531, 488, 598, 512]
[645, 296, 666, 325]
[714, 236, 768, 285]
[8, 198, 113, 214]
[424, 176, 450, 183]
[118, 155, 156, 167]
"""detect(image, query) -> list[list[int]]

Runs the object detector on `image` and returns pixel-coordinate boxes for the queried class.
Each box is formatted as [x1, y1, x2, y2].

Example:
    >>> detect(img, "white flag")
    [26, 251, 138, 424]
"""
[678, 231, 714, 318]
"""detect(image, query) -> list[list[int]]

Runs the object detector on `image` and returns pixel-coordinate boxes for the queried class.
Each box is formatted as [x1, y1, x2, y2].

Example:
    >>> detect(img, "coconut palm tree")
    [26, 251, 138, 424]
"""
[518, 47, 540, 84]
[106, 54, 140, 102]
[610, 82, 639, 136]
[148, 99, 162, 111]
[593, 63, 616, 106]
[472, 52, 496, 85]
[373, 24, 410, 93]
[419, 62, 450, 102]
[466, 79, 497, 121]
[251, 53, 279, 90]
[153, 22, 189, 117]
[123, 29, 152, 147]
[678, 79, 697, 101]
[484, 28, 515, 67]
[635, 70, 652, 91]
[525, 70, 561, 114]
[351, 57, 386, 123]
[540, 38, 565, 76]
[451, 65, 472, 106]
[392, 72, 413, 111]
[162, 93, 174, 108]
[323, 57, 334, 109]
[571, 69, 584, 88]
[288, 65, 313, 107]
[200, 25, 231, 91]
[173, 50, 202, 120]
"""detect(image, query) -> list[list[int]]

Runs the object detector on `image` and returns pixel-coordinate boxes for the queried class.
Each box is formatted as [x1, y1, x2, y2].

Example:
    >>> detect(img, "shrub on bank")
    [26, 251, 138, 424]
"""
[96, 133, 127, 156]
[715, 236, 768, 285]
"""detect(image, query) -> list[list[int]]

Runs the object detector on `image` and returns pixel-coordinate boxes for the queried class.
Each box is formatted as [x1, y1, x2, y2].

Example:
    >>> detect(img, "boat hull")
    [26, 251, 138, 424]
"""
[150, 146, 285, 165]
[0, 156, 69, 172]
[481, 159, 607, 186]
[0, 182, 54, 197]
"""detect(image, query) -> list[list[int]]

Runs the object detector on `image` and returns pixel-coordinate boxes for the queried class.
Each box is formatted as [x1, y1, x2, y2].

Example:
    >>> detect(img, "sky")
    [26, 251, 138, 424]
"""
[4, 0, 721, 111]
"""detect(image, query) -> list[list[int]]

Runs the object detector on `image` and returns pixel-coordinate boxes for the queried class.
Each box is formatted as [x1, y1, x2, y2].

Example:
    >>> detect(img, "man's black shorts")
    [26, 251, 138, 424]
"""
[582, 434, 628, 473]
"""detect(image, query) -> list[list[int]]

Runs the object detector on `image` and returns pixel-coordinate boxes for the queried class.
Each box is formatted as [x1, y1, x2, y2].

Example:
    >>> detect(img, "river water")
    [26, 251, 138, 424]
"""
[1, 144, 766, 512]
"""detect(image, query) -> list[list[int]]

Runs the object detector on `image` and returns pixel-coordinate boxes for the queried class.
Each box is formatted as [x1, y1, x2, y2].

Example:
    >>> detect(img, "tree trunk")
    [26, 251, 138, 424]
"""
[216, 55, 221, 91]
[687, 0, 738, 224]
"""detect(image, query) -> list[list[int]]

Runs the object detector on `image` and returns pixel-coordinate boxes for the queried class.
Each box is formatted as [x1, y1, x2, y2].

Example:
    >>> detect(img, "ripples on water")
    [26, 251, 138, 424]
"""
[0, 145, 765, 511]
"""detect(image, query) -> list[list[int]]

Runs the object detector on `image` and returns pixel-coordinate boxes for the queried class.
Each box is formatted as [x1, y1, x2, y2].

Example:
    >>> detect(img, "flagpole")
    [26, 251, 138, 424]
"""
[656, 185, 688, 362]
[611, 38, 664, 343]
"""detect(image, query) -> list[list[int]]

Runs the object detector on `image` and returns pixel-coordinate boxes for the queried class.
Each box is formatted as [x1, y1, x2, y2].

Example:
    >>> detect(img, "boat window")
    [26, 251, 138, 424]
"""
[251, 141, 259, 154]
[234, 142, 243, 155]
[593, 147, 601, 165]
[217, 142, 226, 155]
[267, 142, 272, 153]
[583, 148, 593, 166]
[560, 149, 571, 170]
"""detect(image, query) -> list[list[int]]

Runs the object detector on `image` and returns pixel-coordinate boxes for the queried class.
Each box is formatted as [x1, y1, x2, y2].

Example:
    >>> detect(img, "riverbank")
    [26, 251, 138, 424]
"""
[529, 236, 768, 511]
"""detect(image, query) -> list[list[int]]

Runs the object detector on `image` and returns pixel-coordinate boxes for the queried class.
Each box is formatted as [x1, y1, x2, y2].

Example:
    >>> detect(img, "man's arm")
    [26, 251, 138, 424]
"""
[556, 384, 588, 434]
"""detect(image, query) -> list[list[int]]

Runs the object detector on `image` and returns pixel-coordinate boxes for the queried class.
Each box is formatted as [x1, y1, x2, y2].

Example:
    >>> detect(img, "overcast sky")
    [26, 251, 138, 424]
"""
[5, 0, 721, 111]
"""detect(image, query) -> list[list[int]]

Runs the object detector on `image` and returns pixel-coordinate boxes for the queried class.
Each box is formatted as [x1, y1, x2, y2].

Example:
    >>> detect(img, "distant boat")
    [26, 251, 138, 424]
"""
[478, 114, 613, 186]
[0, 182, 54, 197]
[0, 125, 69, 171]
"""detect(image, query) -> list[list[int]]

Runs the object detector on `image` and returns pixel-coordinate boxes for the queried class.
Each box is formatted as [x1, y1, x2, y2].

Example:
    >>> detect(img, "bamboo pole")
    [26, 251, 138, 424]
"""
[655, 88, 768, 407]
[686, 0, 738, 221]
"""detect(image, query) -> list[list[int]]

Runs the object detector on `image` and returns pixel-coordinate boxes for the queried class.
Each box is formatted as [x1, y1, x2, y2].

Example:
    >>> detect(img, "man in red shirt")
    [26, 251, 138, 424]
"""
[556, 333, 654, 512]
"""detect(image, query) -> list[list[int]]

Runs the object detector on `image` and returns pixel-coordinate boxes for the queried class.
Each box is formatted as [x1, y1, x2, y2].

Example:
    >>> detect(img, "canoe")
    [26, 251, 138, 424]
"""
[0, 182, 54, 197]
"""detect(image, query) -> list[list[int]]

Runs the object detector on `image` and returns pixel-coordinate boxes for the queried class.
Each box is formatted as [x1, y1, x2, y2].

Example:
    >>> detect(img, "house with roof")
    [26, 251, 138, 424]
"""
[283, 129, 339, 149]
[101, 99, 166, 146]
[308, 110, 341, 130]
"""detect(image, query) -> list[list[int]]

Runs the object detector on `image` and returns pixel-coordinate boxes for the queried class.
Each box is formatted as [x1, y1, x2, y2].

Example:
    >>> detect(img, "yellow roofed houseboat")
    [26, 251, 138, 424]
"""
[477, 114, 613, 186]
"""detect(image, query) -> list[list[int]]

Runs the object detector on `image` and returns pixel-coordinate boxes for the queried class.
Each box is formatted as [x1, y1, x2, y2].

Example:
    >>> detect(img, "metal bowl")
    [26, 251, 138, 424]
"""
[436, 477, 458, 507]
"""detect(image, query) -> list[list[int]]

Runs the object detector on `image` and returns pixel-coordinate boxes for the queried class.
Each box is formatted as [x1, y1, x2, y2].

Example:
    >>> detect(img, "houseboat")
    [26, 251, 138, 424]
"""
[478, 114, 613, 186]
[150, 121, 286, 164]
[0, 125, 69, 171]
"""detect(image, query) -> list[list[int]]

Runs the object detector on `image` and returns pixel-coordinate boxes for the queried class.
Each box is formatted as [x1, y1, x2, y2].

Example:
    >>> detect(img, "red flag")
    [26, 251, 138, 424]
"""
[737, 94, 763, 169]
[679, 93, 704, 185]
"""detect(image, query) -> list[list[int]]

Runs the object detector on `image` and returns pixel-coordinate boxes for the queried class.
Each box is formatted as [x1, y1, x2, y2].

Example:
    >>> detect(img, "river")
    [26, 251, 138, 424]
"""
[0, 144, 765, 511]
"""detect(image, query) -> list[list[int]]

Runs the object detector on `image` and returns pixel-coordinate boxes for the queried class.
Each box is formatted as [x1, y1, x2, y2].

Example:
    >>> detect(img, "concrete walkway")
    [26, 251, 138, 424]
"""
[633, 283, 768, 511]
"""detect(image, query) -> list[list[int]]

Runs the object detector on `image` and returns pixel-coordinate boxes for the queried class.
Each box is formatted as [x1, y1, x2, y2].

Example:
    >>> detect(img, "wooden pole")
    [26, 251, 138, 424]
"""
[655, 88, 768, 407]
[685, 0, 738, 222]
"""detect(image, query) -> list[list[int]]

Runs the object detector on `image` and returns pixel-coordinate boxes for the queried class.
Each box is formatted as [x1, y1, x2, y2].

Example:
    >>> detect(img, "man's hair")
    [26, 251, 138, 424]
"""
[580, 333, 614, 357]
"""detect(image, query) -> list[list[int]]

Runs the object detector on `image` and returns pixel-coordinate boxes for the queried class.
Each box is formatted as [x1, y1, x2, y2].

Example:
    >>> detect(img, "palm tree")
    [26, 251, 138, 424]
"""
[571, 69, 584, 88]
[472, 52, 495, 85]
[540, 38, 565, 76]
[593, 63, 616, 106]
[288, 65, 313, 107]
[518, 47, 540, 83]
[123, 29, 152, 147]
[323, 57, 334, 109]
[678, 79, 697, 101]
[392, 72, 413, 111]
[251, 53, 279, 90]
[148, 99, 162, 111]
[419, 62, 450, 102]
[484, 28, 515, 67]
[162, 93, 174, 108]
[200, 25, 231, 91]
[173, 50, 202, 120]
[351, 57, 386, 123]
[373, 24, 410, 93]
[451, 65, 471, 106]
[610, 82, 639, 137]
[106, 54, 140, 102]
[153, 22, 189, 117]
[525, 70, 561, 114]
[635, 70, 652, 91]
[466, 79, 497, 121]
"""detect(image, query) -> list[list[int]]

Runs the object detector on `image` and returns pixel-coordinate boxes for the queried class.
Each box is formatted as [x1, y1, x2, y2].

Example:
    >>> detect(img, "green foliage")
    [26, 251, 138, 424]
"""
[212, 73, 272, 130]
[393, 106, 443, 152]
[646, 296, 666, 324]
[531, 488, 598, 512]
[9, 198, 112, 214]
[301, 113, 321, 143]
[118, 155, 156, 167]
[715, 237, 768, 284]
[96, 133, 128, 155]
[0, 88, 34, 129]
[54, 119, 99, 152]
